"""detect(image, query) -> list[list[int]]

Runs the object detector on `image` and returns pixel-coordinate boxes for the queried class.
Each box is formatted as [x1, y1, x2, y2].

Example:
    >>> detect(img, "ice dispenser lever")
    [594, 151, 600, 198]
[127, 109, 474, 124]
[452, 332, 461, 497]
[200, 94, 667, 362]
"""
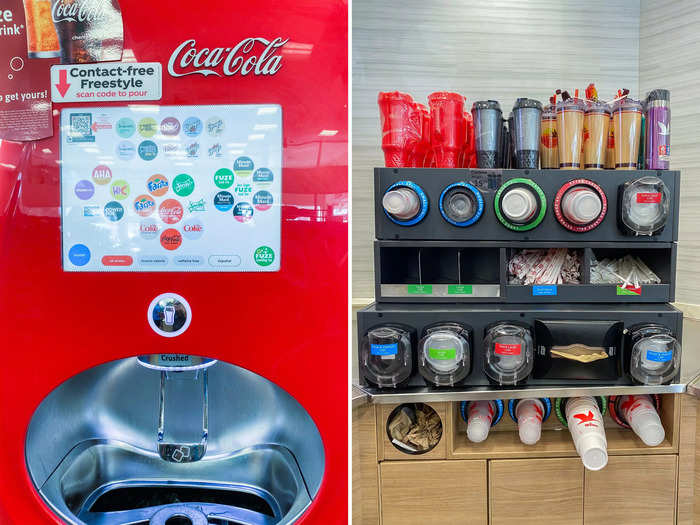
[157, 368, 209, 463]
[137, 355, 216, 462]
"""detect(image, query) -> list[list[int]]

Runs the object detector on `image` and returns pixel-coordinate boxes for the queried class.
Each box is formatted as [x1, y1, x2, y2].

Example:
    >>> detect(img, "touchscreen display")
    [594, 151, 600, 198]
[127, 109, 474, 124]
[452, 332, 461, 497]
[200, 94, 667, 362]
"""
[60, 104, 281, 272]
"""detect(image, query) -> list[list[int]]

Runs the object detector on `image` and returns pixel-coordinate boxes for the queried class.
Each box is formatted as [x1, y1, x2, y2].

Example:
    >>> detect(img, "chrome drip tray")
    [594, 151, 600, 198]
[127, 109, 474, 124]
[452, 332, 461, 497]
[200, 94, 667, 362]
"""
[39, 441, 311, 525]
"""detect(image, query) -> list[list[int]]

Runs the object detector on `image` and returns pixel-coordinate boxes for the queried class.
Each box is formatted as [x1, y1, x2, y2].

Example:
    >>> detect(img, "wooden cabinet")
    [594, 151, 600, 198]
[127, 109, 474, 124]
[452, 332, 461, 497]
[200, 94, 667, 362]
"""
[379, 460, 487, 525]
[489, 458, 583, 525]
[584, 455, 677, 525]
[353, 395, 692, 525]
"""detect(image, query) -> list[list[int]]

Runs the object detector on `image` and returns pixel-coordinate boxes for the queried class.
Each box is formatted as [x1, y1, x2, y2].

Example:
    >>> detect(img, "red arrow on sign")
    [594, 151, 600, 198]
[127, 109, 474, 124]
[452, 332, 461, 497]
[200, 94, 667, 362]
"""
[55, 69, 71, 97]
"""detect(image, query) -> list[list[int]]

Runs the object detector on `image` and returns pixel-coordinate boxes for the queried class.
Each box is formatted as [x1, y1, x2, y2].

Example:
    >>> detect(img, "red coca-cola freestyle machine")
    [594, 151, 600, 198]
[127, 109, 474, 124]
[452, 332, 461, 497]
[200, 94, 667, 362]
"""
[0, 1, 348, 524]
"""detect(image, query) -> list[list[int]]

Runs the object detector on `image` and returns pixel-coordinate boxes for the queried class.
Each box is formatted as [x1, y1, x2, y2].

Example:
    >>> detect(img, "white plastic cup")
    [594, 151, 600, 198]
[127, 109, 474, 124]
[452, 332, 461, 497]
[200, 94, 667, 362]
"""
[501, 187, 537, 223]
[619, 394, 665, 447]
[383, 188, 420, 220]
[515, 398, 544, 445]
[467, 400, 495, 443]
[565, 396, 608, 471]
[561, 187, 602, 225]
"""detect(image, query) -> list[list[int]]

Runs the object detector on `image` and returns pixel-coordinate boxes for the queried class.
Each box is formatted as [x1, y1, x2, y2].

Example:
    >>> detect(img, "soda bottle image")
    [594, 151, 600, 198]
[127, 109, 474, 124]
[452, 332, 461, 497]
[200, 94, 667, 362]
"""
[50, 0, 123, 63]
[22, 0, 60, 58]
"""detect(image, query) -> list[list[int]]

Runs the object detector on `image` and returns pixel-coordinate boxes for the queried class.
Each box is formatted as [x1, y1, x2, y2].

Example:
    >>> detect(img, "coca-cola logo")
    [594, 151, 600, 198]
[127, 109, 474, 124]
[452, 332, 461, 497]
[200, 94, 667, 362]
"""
[52, 0, 108, 23]
[167, 37, 288, 78]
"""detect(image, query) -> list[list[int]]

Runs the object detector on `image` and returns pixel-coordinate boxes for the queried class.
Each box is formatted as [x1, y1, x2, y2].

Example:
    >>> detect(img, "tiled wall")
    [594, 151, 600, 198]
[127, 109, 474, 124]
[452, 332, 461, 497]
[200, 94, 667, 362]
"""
[640, 0, 700, 307]
[352, 0, 641, 300]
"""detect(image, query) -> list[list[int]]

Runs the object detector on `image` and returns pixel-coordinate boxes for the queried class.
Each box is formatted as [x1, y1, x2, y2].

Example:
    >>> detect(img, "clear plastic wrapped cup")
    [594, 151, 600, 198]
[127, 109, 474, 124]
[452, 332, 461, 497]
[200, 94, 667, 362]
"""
[583, 100, 611, 169]
[612, 97, 643, 170]
[556, 97, 585, 168]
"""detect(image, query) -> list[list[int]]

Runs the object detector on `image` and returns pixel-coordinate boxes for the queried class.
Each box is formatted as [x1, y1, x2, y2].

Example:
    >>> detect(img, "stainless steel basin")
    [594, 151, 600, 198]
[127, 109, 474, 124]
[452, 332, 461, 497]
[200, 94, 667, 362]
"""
[26, 358, 325, 525]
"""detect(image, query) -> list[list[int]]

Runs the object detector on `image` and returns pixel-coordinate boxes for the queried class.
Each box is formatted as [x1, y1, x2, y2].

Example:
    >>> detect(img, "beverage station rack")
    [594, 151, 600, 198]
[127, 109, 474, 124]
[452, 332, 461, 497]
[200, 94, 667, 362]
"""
[375, 241, 676, 303]
[375, 168, 680, 242]
[358, 167, 685, 402]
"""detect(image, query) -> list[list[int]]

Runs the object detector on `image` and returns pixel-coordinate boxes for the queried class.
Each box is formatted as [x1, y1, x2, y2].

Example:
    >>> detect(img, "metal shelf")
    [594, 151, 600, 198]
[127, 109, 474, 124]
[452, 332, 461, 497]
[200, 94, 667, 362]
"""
[357, 382, 685, 404]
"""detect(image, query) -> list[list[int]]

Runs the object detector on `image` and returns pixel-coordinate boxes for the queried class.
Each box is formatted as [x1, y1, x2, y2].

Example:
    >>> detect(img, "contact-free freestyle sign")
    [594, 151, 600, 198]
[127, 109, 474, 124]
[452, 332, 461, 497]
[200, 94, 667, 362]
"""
[51, 62, 162, 103]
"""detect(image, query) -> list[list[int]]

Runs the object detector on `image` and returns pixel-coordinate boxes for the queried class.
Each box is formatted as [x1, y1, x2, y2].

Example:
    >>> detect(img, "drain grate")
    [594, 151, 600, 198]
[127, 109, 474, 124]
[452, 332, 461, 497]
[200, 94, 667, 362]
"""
[89, 486, 275, 517]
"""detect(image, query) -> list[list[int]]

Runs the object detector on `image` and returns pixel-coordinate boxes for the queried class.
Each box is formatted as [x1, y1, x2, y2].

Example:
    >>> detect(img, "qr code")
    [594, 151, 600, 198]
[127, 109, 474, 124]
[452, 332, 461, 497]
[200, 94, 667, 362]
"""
[68, 113, 95, 143]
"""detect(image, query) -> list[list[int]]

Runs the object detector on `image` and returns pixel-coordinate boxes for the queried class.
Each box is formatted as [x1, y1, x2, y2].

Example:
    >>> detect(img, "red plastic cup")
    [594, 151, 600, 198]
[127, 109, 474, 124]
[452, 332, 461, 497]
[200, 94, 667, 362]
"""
[429, 92, 466, 168]
[378, 91, 420, 167]
[408, 103, 432, 167]
[461, 111, 476, 168]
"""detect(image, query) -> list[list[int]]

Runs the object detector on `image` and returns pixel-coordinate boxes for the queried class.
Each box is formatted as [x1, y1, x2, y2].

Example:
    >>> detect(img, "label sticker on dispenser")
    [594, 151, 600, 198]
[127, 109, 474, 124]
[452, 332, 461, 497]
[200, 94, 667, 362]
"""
[429, 348, 456, 360]
[636, 192, 662, 203]
[617, 285, 642, 296]
[532, 285, 557, 296]
[448, 285, 473, 295]
[371, 343, 398, 357]
[646, 349, 673, 362]
[59, 104, 281, 272]
[495, 343, 521, 356]
[407, 284, 432, 295]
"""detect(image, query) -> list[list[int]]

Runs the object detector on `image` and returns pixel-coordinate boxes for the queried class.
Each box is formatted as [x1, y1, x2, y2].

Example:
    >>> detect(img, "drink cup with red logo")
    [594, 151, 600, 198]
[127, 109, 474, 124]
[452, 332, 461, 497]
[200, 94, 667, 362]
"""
[466, 400, 496, 443]
[515, 398, 545, 445]
[618, 395, 665, 446]
[565, 396, 608, 471]
[583, 100, 610, 169]
[378, 92, 421, 168]
[428, 92, 466, 168]
[540, 102, 558, 168]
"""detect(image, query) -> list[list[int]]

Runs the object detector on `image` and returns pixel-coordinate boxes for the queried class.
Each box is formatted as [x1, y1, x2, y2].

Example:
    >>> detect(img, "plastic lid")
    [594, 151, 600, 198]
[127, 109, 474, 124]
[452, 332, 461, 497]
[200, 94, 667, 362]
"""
[621, 176, 670, 235]
[472, 100, 502, 112]
[378, 91, 414, 103]
[646, 89, 670, 103]
[585, 100, 611, 114]
[501, 187, 537, 222]
[542, 105, 557, 118]
[467, 417, 491, 443]
[557, 97, 586, 112]
[484, 323, 533, 384]
[513, 98, 543, 111]
[362, 325, 413, 388]
[428, 91, 465, 103]
[383, 188, 419, 219]
[421, 331, 466, 373]
[630, 333, 680, 385]
[612, 97, 643, 113]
